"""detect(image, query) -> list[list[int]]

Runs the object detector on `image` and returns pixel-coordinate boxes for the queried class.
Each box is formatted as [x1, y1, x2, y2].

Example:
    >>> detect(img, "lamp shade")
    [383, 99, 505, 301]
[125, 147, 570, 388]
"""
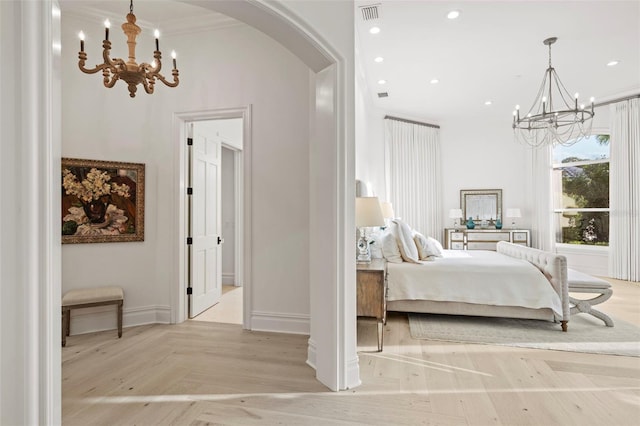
[356, 197, 385, 227]
[506, 208, 522, 218]
[449, 208, 463, 218]
[380, 201, 395, 219]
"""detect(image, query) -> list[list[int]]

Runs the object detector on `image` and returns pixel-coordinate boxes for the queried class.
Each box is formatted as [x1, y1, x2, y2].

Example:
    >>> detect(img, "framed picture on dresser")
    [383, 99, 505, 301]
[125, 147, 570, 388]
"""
[460, 189, 502, 223]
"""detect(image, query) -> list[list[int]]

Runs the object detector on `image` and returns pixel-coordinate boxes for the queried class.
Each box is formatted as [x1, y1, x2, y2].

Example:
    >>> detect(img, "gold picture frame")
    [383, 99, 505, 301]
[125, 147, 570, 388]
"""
[61, 158, 145, 243]
[460, 189, 502, 223]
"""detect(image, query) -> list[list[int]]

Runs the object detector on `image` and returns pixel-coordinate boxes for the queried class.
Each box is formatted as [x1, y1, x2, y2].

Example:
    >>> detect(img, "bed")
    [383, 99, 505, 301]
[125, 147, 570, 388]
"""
[386, 241, 571, 331]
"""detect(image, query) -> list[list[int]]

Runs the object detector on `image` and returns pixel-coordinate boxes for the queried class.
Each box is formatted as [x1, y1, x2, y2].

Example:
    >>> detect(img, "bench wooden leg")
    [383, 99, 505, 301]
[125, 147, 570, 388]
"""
[62, 307, 70, 347]
[561, 320, 568, 332]
[117, 300, 123, 338]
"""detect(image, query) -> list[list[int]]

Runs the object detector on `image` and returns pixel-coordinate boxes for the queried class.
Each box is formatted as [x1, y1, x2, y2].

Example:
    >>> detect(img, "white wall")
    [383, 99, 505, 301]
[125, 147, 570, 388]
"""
[440, 114, 530, 231]
[61, 14, 310, 334]
[355, 44, 386, 200]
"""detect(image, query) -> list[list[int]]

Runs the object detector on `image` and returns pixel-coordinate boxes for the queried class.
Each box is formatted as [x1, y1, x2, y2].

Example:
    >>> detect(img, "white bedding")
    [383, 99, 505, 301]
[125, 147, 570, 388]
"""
[386, 249, 563, 317]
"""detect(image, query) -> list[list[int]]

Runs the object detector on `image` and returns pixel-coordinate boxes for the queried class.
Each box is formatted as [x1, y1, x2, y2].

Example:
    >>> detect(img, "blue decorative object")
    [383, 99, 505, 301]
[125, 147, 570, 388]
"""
[495, 218, 503, 229]
[466, 217, 475, 229]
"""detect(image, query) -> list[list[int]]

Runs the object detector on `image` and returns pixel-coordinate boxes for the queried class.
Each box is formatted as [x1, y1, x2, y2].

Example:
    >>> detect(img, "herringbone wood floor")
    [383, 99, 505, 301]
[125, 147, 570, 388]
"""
[62, 279, 640, 425]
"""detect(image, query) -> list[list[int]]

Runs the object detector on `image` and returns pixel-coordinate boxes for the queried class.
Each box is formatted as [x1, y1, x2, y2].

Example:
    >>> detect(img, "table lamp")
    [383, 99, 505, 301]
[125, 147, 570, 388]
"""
[355, 197, 385, 263]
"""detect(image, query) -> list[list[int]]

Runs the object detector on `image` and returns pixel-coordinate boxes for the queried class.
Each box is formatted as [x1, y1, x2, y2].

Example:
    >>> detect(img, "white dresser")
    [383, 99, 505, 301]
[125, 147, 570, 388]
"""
[444, 228, 530, 251]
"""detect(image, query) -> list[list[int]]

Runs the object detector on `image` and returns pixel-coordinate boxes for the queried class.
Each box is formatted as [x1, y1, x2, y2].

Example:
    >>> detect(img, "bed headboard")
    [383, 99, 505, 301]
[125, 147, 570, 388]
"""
[497, 241, 569, 321]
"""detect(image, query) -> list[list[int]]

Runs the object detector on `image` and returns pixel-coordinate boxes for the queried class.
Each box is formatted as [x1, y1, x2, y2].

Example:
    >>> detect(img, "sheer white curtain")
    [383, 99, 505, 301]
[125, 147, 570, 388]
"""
[528, 144, 555, 251]
[609, 98, 640, 281]
[384, 118, 442, 238]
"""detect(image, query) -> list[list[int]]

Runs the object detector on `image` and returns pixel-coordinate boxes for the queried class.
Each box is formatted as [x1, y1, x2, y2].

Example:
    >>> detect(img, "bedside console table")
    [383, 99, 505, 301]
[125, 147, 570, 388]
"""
[444, 228, 530, 251]
[356, 258, 387, 352]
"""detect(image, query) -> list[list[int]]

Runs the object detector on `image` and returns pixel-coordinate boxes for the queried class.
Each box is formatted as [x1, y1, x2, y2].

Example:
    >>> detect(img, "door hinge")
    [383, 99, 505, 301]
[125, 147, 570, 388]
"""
[186, 287, 193, 295]
[187, 187, 193, 195]
[187, 237, 193, 245]
[187, 137, 193, 146]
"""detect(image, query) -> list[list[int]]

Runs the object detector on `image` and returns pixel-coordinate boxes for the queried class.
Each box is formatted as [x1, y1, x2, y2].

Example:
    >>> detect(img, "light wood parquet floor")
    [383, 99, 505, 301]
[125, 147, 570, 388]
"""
[62, 279, 640, 425]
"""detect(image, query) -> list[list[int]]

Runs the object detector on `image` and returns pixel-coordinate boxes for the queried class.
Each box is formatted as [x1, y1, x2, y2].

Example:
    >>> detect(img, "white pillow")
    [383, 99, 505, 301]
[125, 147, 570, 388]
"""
[413, 232, 432, 260]
[380, 230, 403, 263]
[368, 228, 384, 259]
[392, 219, 421, 263]
[413, 232, 442, 260]
[428, 237, 444, 256]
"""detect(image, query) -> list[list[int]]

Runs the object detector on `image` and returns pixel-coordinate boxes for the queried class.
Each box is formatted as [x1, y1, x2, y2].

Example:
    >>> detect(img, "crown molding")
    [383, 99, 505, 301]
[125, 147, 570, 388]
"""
[61, 4, 243, 37]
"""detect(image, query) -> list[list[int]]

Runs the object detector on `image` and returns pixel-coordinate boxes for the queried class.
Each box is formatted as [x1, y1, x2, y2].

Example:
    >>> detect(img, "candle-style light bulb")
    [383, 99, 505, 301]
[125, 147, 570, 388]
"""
[79, 31, 85, 51]
[104, 19, 110, 41]
[151, 60, 157, 69]
[171, 50, 177, 69]
[154, 29, 160, 51]
[542, 96, 547, 114]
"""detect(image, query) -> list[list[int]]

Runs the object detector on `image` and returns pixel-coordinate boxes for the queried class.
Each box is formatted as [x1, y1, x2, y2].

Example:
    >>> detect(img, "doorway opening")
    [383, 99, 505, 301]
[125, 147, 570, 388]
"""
[190, 119, 244, 325]
[174, 107, 251, 330]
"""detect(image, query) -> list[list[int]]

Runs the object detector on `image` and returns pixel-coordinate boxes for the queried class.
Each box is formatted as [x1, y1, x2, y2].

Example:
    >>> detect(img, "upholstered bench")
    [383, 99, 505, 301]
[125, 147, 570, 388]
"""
[62, 286, 124, 347]
[567, 269, 614, 327]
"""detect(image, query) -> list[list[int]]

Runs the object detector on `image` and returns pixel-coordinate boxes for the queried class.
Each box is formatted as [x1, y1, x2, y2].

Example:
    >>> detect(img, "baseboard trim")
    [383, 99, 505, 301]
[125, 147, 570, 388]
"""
[306, 337, 317, 370]
[345, 355, 361, 389]
[222, 273, 235, 285]
[251, 310, 310, 334]
[68, 305, 171, 336]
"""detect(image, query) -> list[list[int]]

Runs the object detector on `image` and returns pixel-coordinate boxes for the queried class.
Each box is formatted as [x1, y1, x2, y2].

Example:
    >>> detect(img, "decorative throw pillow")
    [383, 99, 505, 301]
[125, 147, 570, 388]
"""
[380, 230, 403, 263]
[413, 232, 431, 260]
[428, 236, 444, 256]
[413, 231, 442, 260]
[392, 219, 421, 263]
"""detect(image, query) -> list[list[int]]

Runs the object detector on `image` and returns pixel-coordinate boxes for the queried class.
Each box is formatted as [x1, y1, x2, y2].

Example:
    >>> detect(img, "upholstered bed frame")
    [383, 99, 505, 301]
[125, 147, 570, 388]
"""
[387, 241, 571, 331]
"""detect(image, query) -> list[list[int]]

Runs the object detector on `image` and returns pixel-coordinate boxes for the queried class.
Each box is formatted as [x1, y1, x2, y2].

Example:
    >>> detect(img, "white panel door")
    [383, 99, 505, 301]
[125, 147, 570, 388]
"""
[189, 131, 222, 317]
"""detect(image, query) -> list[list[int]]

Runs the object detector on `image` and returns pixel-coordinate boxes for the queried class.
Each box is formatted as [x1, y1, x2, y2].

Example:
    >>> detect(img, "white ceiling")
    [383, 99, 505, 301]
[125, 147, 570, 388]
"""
[354, 0, 640, 124]
[60, 0, 640, 125]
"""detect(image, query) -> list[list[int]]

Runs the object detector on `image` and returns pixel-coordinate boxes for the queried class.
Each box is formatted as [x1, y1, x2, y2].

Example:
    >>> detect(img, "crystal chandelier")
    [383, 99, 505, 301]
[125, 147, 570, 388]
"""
[77, 0, 179, 98]
[512, 37, 594, 147]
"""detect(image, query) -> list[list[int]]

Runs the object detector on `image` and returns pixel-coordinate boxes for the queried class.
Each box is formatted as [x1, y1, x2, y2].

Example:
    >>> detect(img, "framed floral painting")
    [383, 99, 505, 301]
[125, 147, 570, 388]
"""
[61, 158, 145, 243]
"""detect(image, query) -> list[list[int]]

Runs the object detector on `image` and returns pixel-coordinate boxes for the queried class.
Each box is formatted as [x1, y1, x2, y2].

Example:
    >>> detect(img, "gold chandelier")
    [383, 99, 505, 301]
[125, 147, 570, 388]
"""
[78, 0, 179, 98]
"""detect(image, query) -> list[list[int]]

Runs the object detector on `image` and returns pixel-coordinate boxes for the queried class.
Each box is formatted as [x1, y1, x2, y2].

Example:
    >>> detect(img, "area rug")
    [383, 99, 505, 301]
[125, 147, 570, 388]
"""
[408, 313, 640, 357]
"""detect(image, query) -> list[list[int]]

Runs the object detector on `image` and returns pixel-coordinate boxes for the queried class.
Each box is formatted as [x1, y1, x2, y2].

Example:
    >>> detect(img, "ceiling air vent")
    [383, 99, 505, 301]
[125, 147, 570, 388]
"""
[377, 92, 388, 98]
[359, 4, 380, 21]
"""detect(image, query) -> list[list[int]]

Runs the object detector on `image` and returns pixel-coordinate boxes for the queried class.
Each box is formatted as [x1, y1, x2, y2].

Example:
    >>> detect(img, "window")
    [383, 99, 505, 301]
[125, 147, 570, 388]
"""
[552, 135, 610, 246]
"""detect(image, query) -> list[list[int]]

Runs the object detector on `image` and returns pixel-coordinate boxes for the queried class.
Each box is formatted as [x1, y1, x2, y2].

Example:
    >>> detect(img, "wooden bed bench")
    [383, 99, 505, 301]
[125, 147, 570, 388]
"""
[62, 286, 124, 347]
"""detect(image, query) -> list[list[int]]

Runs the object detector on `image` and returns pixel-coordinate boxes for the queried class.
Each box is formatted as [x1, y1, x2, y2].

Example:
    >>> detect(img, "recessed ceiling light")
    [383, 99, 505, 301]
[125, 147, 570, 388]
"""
[374, 56, 384, 63]
[369, 26, 380, 34]
[430, 79, 439, 84]
[378, 79, 387, 85]
[447, 10, 460, 20]
[607, 60, 619, 67]
[484, 100, 492, 106]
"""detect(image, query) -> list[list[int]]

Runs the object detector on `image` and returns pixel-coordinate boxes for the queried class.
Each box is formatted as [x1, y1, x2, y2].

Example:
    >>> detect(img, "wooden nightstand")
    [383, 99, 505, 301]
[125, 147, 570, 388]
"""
[356, 258, 387, 351]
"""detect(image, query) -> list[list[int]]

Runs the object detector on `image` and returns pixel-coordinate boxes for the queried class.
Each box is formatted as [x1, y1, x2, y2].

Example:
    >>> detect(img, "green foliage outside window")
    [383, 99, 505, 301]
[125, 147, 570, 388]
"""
[556, 135, 610, 245]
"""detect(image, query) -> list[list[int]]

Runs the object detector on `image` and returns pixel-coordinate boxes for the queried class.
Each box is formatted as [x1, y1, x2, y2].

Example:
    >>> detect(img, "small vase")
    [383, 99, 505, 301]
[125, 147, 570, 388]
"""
[495, 218, 503, 229]
[466, 217, 475, 229]
[82, 197, 109, 224]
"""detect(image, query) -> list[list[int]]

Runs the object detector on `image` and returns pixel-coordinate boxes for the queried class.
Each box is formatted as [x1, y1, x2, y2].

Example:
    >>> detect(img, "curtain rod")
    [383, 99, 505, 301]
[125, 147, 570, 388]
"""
[384, 115, 440, 129]
[594, 93, 640, 108]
